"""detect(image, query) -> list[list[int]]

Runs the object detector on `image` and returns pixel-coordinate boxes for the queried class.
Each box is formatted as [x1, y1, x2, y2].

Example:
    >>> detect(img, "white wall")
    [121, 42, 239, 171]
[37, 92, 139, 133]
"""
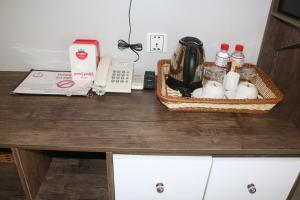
[0, 0, 271, 74]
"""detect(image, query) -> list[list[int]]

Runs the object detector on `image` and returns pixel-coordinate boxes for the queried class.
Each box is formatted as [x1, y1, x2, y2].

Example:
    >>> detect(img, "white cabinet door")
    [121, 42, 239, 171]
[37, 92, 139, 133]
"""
[204, 157, 300, 200]
[113, 154, 212, 200]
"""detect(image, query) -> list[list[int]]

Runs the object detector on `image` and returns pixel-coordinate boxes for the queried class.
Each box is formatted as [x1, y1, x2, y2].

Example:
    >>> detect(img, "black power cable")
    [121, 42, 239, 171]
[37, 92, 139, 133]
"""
[118, 0, 143, 62]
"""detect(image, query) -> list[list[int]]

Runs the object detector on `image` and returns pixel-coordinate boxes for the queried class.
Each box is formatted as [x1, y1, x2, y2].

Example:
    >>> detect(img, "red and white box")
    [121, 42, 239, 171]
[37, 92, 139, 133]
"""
[69, 39, 100, 83]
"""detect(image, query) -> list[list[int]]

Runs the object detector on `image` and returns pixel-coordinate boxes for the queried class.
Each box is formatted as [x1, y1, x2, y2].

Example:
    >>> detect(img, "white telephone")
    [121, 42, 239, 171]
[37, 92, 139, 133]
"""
[91, 56, 134, 96]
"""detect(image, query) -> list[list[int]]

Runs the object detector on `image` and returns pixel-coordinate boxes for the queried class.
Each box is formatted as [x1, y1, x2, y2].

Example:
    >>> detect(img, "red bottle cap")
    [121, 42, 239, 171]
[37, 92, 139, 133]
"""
[220, 43, 229, 51]
[235, 44, 244, 52]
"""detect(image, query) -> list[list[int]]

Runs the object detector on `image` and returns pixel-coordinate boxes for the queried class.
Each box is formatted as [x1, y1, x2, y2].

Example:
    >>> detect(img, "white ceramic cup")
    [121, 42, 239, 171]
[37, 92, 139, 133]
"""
[201, 80, 224, 99]
[223, 71, 240, 91]
[234, 82, 258, 99]
[192, 88, 203, 98]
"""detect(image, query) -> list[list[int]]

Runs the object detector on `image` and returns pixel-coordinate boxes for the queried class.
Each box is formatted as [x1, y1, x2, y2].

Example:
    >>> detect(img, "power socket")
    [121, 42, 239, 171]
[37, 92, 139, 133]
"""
[147, 33, 167, 53]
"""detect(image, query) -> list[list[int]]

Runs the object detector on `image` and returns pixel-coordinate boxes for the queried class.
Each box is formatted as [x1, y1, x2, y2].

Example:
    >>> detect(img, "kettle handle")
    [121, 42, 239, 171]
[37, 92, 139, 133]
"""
[183, 44, 198, 85]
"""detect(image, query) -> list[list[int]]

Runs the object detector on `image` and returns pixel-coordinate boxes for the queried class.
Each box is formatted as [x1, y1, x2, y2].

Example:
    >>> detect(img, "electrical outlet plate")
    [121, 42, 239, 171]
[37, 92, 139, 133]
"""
[147, 33, 167, 53]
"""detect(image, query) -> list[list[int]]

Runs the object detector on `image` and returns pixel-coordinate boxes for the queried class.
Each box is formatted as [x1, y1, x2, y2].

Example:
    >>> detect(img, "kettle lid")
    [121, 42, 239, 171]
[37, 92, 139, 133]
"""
[179, 37, 203, 47]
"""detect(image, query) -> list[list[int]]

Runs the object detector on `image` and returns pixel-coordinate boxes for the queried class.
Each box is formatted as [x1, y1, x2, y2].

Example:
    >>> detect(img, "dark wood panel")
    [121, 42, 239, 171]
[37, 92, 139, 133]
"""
[258, 19, 281, 74]
[0, 86, 239, 123]
[258, 0, 280, 74]
[271, 0, 280, 11]
[258, 0, 300, 128]
[12, 148, 52, 200]
[289, 173, 300, 200]
[272, 12, 300, 29]
[0, 119, 299, 154]
[106, 152, 115, 200]
[36, 156, 108, 200]
[268, 48, 300, 125]
[0, 163, 25, 200]
[273, 20, 300, 50]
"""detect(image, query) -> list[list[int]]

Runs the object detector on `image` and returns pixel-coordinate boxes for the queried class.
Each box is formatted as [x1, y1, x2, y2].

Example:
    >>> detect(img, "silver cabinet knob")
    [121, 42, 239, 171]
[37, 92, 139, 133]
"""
[156, 183, 164, 193]
[247, 183, 256, 194]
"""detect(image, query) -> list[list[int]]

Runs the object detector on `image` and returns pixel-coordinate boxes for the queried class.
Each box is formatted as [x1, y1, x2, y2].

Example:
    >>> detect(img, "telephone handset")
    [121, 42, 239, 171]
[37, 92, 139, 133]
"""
[91, 56, 134, 95]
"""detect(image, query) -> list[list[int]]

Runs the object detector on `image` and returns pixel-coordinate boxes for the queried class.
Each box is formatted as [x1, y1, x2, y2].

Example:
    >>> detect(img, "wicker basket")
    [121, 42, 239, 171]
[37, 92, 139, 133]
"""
[157, 59, 284, 113]
[0, 152, 14, 163]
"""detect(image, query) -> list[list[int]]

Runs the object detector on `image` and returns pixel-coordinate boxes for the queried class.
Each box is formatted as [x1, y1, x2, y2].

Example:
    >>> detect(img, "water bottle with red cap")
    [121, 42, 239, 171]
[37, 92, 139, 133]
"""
[202, 43, 229, 85]
[230, 44, 245, 70]
[215, 43, 230, 68]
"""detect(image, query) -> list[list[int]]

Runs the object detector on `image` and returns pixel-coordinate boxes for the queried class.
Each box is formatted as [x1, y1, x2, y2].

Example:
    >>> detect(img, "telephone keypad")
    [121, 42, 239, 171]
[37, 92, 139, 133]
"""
[110, 70, 131, 86]
[105, 60, 133, 93]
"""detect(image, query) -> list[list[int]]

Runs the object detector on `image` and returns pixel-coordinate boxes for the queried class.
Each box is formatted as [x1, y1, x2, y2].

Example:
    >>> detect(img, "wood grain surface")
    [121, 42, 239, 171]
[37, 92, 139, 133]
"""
[12, 148, 51, 200]
[0, 163, 24, 200]
[288, 173, 300, 200]
[0, 71, 299, 154]
[258, 0, 300, 128]
[106, 152, 115, 200]
[35, 153, 107, 200]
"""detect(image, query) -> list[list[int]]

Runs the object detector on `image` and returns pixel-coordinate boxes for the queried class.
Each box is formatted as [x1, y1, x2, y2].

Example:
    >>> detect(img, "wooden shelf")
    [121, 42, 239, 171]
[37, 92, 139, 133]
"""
[36, 152, 108, 200]
[0, 162, 24, 200]
[271, 12, 300, 29]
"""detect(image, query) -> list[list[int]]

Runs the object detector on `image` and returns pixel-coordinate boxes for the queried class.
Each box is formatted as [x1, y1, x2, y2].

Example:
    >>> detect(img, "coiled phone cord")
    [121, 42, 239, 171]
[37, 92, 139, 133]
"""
[118, 0, 143, 62]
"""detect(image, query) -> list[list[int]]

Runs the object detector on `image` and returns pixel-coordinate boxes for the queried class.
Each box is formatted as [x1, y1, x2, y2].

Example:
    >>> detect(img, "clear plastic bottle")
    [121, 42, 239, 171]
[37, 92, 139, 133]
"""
[215, 43, 230, 68]
[230, 44, 245, 70]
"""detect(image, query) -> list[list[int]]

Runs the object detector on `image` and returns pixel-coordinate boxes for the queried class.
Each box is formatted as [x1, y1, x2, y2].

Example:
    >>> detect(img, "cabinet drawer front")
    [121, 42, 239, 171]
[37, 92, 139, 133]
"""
[113, 154, 212, 200]
[204, 157, 300, 200]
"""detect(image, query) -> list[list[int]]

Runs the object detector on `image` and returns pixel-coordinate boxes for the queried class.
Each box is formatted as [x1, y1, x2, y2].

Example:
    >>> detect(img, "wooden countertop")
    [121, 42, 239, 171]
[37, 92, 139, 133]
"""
[0, 72, 300, 155]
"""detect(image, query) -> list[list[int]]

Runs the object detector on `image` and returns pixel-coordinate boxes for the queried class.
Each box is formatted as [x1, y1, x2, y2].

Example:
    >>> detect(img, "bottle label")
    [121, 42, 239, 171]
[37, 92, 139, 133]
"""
[215, 55, 229, 68]
[231, 56, 244, 68]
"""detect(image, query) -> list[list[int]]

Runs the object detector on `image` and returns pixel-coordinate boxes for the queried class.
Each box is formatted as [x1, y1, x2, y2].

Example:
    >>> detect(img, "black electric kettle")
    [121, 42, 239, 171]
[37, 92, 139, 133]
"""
[166, 37, 205, 97]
